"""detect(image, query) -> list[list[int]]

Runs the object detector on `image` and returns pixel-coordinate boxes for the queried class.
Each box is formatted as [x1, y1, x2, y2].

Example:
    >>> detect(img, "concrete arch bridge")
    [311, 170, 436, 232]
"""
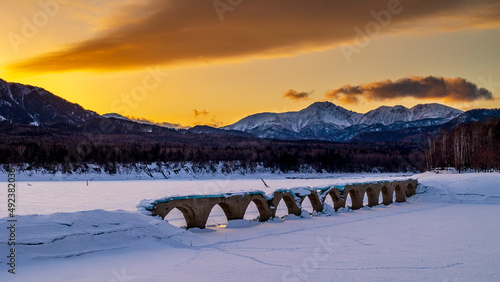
[143, 179, 418, 229]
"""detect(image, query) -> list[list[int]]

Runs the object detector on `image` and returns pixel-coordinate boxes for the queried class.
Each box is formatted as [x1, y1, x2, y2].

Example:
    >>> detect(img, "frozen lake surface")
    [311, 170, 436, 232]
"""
[1, 172, 411, 219]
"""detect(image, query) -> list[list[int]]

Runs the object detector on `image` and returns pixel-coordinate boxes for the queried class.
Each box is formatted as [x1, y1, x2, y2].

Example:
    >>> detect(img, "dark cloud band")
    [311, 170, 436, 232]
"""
[9, 0, 500, 72]
[326, 76, 493, 103]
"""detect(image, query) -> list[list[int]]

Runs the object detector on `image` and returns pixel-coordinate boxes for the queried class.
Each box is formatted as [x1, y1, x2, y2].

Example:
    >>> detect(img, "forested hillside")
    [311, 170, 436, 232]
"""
[0, 123, 424, 174]
[426, 118, 500, 171]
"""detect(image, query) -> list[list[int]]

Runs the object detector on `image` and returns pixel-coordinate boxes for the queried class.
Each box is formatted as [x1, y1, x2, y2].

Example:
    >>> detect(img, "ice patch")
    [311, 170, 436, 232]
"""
[321, 204, 336, 215]
[226, 219, 260, 228]
[300, 209, 311, 218]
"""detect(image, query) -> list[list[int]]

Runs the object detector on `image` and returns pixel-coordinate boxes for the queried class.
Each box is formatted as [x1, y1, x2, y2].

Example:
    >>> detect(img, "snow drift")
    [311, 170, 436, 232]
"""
[0, 210, 202, 263]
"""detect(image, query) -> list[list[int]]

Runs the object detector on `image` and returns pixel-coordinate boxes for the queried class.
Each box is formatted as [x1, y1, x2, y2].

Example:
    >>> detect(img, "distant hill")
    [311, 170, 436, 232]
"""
[350, 109, 500, 143]
[188, 125, 255, 138]
[102, 113, 131, 121]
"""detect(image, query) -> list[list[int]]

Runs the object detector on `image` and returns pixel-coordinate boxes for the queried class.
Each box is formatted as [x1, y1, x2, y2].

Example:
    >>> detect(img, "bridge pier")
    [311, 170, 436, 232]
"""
[395, 184, 406, 203]
[364, 186, 379, 207]
[321, 188, 344, 211]
[281, 192, 302, 216]
[381, 185, 393, 205]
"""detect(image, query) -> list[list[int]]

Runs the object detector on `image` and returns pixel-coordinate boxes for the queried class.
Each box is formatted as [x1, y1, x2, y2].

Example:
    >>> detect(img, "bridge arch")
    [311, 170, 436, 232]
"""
[299, 192, 323, 214]
[205, 203, 230, 227]
[326, 189, 344, 211]
[156, 203, 202, 229]
[273, 198, 290, 219]
[216, 202, 235, 220]
[243, 201, 260, 221]
[322, 193, 335, 209]
[248, 194, 272, 222]
[299, 196, 313, 215]
[164, 207, 188, 228]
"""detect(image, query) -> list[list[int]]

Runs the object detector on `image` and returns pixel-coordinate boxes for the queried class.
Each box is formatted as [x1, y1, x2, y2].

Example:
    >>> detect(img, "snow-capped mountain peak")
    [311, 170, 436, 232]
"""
[357, 103, 463, 126]
[222, 101, 464, 141]
[224, 102, 362, 134]
[409, 103, 463, 121]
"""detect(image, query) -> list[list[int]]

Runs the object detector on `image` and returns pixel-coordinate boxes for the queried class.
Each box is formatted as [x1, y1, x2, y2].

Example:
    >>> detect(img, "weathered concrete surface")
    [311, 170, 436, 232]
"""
[148, 179, 418, 229]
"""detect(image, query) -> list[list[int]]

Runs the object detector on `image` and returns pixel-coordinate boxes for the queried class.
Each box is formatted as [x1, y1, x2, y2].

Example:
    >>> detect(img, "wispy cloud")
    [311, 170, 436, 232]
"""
[325, 76, 493, 104]
[283, 89, 313, 101]
[9, 0, 500, 72]
[193, 109, 209, 117]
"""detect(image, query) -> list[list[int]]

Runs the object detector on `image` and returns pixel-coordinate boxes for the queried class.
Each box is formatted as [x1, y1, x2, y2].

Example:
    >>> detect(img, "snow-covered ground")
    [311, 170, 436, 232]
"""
[1, 172, 499, 281]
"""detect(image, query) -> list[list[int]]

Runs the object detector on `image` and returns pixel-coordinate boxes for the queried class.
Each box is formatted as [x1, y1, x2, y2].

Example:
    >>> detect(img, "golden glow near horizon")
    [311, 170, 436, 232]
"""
[1, 0, 500, 127]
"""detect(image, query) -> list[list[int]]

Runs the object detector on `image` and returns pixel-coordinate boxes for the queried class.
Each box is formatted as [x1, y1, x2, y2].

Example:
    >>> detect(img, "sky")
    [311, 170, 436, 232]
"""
[1, 0, 500, 127]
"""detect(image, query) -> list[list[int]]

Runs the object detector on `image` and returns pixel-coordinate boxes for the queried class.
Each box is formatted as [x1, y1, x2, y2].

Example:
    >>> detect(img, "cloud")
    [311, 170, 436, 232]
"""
[209, 115, 223, 128]
[8, 0, 500, 72]
[325, 76, 494, 104]
[283, 89, 313, 101]
[127, 116, 188, 129]
[192, 115, 223, 128]
[193, 109, 209, 117]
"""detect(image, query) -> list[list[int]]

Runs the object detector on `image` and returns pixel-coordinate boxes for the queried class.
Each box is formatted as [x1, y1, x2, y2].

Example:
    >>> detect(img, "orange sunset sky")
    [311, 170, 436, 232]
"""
[1, 0, 500, 127]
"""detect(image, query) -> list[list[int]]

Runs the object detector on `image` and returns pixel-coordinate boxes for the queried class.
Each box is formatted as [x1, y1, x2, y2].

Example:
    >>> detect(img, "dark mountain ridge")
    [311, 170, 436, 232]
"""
[0, 78, 99, 125]
[1, 78, 498, 144]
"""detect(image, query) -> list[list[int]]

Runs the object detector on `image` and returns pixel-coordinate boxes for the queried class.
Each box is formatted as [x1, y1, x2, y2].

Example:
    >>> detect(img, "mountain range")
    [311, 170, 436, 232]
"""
[1, 78, 499, 143]
[218, 102, 464, 142]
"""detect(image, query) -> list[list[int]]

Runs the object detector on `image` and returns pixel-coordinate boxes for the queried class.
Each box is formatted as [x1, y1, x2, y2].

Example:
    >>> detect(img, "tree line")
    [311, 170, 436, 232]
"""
[425, 118, 500, 171]
[0, 123, 426, 174]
